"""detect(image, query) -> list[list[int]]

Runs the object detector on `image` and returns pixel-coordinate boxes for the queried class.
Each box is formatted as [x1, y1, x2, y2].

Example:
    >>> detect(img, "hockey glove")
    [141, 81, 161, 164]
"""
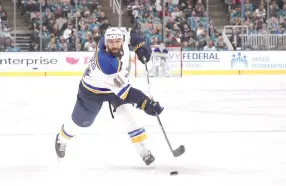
[140, 98, 164, 116]
[135, 43, 152, 64]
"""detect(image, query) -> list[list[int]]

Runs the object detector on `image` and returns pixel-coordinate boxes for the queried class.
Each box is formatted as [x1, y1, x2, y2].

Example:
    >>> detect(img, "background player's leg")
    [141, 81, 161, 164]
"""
[149, 56, 159, 77]
[110, 97, 155, 165]
[56, 84, 104, 158]
[161, 59, 171, 77]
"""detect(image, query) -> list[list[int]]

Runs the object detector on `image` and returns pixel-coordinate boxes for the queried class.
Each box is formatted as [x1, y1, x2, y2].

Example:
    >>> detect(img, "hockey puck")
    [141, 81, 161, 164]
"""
[170, 171, 178, 175]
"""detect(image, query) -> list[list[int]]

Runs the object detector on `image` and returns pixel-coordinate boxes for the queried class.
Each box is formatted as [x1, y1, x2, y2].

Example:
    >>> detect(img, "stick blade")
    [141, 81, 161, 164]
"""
[173, 145, 185, 157]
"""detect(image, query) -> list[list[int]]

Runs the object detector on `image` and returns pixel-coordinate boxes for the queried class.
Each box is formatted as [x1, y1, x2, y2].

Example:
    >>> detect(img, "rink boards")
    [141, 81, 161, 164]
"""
[1, 51, 286, 76]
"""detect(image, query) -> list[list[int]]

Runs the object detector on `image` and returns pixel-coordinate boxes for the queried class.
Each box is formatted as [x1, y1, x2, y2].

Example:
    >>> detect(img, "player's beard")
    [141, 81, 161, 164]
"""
[107, 46, 123, 58]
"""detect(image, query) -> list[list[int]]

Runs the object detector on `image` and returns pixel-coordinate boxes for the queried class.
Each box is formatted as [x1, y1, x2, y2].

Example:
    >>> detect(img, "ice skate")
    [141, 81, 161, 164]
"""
[55, 133, 67, 159]
[141, 150, 155, 166]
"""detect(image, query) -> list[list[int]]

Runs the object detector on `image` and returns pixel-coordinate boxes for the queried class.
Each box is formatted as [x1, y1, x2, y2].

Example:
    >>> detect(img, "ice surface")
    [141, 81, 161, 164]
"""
[0, 75, 286, 186]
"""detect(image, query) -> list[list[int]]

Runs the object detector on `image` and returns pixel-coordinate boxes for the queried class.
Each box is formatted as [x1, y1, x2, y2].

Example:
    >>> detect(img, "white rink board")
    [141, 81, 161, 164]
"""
[0, 52, 91, 71]
[0, 76, 286, 186]
[1, 51, 286, 77]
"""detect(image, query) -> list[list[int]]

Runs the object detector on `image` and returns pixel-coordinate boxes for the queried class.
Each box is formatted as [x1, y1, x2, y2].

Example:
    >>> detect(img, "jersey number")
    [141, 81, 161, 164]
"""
[84, 67, 91, 77]
[91, 60, 96, 70]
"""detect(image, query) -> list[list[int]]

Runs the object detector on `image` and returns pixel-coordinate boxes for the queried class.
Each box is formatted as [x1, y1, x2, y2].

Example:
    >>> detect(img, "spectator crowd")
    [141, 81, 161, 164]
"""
[1, 0, 286, 52]
[226, 0, 286, 49]
[15, 0, 109, 51]
[0, 5, 20, 51]
[127, 0, 227, 51]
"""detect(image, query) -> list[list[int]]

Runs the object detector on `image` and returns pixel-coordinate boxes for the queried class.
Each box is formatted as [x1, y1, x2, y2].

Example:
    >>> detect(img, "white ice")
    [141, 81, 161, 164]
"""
[0, 75, 286, 186]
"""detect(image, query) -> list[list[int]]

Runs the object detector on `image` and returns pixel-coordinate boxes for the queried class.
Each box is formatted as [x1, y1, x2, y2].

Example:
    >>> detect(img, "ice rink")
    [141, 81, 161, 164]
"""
[0, 75, 286, 186]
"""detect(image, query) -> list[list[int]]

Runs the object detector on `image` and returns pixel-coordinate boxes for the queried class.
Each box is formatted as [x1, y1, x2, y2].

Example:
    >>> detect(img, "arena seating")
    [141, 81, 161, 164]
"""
[3, 0, 286, 51]
[126, 0, 228, 50]
[0, 5, 19, 52]
[19, 0, 109, 51]
[127, 0, 286, 50]
[225, 0, 286, 50]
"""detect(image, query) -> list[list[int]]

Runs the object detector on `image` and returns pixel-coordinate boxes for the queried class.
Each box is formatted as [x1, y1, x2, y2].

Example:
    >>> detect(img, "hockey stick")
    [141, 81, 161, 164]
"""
[142, 57, 185, 157]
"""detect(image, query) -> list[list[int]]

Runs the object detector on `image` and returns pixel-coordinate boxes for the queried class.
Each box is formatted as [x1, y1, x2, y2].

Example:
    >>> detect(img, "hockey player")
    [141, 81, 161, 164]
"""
[149, 45, 171, 77]
[54, 27, 164, 166]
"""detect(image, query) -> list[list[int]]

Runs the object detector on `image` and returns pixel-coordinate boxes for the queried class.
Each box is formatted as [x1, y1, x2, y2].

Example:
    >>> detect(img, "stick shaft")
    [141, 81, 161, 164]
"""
[143, 59, 175, 153]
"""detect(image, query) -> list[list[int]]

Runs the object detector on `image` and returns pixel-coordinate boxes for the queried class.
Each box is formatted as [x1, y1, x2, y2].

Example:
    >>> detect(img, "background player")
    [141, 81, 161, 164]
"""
[149, 44, 171, 77]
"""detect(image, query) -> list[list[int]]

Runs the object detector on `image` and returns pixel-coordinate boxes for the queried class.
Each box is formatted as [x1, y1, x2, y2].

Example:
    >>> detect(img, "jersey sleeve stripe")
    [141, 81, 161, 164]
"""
[117, 84, 131, 100]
